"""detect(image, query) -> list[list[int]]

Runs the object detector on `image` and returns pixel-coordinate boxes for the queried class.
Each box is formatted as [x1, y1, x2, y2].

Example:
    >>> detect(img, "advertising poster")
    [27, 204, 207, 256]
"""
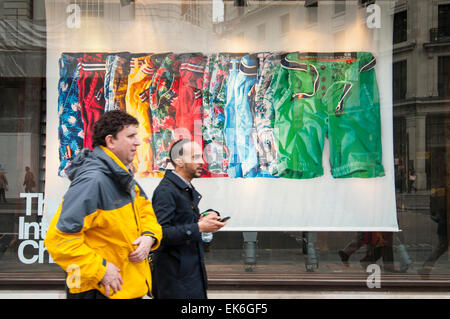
[44, 0, 398, 231]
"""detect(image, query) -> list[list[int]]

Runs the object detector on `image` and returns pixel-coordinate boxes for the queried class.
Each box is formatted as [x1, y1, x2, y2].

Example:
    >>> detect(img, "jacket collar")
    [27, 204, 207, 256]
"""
[164, 170, 202, 205]
[94, 146, 135, 194]
[164, 169, 191, 190]
[97, 145, 129, 172]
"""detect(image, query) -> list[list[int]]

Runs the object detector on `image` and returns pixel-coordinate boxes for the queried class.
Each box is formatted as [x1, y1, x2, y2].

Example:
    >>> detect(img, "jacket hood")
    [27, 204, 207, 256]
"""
[67, 146, 135, 193]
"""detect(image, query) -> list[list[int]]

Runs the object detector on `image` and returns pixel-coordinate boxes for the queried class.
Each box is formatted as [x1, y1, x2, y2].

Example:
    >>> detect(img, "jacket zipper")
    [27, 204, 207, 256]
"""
[130, 183, 154, 299]
[130, 184, 140, 235]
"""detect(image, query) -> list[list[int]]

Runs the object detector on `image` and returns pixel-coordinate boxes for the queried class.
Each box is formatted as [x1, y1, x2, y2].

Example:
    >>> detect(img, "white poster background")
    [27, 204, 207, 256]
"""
[44, 0, 398, 232]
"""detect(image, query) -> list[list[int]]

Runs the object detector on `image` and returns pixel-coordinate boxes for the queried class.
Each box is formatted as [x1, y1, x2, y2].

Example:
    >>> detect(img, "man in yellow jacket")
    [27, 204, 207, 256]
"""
[45, 110, 162, 299]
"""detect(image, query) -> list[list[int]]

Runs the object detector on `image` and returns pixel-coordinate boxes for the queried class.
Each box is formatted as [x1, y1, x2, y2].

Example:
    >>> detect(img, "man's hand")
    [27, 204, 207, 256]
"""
[198, 212, 226, 233]
[129, 236, 154, 263]
[101, 262, 123, 297]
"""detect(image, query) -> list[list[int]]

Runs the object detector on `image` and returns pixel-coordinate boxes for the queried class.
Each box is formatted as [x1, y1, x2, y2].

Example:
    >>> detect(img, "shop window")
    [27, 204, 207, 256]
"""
[393, 117, 407, 193]
[333, 29, 346, 49]
[393, 10, 407, 44]
[182, 0, 201, 26]
[0, 76, 50, 272]
[438, 4, 450, 38]
[2, 0, 33, 19]
[438, 56, 450, 98]
[237, 31, 244, 44]
[334, 0, 345, 15]
[70, 0, 104, 18]
[3, 0, 450, 293]
[306, 2, 318, 25]
[257, 23, 266, 42]
[393, 60, 407, 101]
[280, 13, 289, 35]
[212, 0, 224, 23]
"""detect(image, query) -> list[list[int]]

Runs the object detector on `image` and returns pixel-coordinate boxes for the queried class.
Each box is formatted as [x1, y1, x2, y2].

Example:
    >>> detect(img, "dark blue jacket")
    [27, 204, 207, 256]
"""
[151, 170, 207, 299]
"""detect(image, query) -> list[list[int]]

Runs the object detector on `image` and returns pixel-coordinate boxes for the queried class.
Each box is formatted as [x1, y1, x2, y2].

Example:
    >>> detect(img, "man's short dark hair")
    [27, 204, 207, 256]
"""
[169, 139, 192, 167]
[92, 110, 139, 148]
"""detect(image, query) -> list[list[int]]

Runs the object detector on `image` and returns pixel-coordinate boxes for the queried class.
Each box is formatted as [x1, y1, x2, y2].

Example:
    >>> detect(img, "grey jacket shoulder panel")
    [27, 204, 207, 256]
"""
[56, 147, 134, 234]
[57, 172, 101, 233]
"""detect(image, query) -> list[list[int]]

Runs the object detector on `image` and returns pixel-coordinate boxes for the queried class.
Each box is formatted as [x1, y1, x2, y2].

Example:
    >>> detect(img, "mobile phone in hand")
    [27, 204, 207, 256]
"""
[219, 216, 231, 222]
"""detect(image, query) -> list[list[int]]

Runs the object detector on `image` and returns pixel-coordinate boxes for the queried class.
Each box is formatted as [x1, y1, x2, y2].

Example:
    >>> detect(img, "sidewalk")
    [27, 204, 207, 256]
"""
[0, 289, 449, 299]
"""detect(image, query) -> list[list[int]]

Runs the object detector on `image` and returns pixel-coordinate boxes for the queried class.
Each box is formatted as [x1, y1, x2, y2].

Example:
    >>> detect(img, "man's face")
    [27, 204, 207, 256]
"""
[107, 124, 140, 167]
[181, 142, 204, 179]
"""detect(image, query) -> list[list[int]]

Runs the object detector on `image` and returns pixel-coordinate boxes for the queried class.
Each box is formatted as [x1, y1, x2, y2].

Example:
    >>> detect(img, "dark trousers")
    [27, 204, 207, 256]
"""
[424, 221, 448, 267]
[66, 287, 145, 299]
[0, 188, 6, 202]
[66, 288, 108, 299]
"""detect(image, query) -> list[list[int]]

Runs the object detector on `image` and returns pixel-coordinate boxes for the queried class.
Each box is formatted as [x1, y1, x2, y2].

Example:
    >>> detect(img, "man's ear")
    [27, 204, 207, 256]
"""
[105, 134, 115, 149]
[174, 158, 183, 167]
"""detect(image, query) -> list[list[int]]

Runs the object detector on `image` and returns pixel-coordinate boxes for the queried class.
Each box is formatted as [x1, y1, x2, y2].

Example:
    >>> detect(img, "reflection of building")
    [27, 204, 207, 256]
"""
[215, 0, 450, 195]
[0, 0, 448, 298]
[44, 0, 213, 52]
[0, 0, 46, 196]
[216, 1, 379, 52]
[0, 0, 215, 200]
[392, 0, 450, 194]
[213, 0, 395, 270]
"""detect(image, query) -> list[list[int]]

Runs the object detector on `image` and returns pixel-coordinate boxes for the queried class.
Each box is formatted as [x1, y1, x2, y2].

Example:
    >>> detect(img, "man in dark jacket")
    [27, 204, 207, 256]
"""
[151, 139, 226, 299]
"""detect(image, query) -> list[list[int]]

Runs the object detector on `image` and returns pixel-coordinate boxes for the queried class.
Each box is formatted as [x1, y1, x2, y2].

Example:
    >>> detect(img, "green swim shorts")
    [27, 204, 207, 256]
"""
[270, 52, 385, 179]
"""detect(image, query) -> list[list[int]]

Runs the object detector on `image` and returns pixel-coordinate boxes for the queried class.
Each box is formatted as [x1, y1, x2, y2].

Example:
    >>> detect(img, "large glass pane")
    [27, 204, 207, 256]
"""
[0, 0, 57, 271]
[0, 0, 449, 291]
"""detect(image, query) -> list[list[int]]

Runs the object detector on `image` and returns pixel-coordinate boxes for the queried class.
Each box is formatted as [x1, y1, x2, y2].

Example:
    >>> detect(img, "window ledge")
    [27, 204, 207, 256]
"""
[1, 272, 450, 290]
[393, 41, 416, 55]
[208, 272, 450, 289]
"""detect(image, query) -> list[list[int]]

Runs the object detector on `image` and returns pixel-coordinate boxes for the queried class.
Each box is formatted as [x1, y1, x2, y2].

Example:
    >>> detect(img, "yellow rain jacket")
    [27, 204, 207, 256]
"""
[45, 146, 162, 299]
